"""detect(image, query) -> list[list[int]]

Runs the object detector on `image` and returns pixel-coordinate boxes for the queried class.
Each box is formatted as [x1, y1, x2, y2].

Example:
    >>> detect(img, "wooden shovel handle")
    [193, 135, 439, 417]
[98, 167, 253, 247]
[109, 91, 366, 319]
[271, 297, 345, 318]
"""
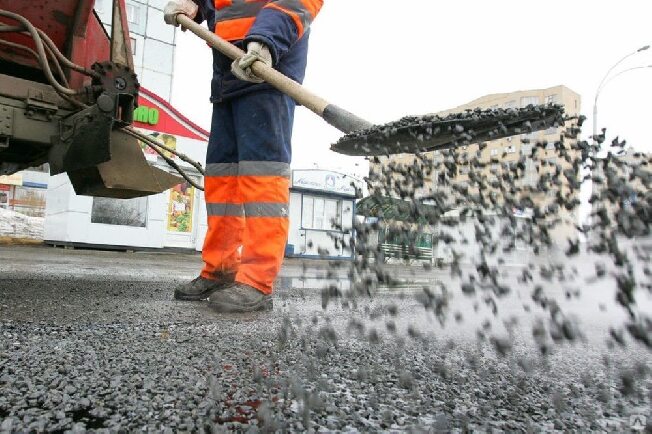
[176, 14, 372, 134]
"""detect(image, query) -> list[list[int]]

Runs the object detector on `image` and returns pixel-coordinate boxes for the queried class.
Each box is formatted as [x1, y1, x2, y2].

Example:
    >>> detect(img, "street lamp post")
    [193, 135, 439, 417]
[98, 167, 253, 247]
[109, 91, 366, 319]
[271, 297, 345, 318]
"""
[593, 45, 650, 143]
[585, 45, 650, 242]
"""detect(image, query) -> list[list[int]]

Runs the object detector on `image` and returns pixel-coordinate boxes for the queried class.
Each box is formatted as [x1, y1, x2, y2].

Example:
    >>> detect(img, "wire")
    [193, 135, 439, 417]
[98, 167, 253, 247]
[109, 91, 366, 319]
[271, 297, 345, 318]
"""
[0, 10, 77, 96]
[0, 25, 22, 32]
[41, 36, 69, 88]
[124, 127, 205, 175]
[122, 127, 205, 191]
[34, 28, 99, 78]
[0, 37, 86, 109]
[0, 23, 99, 78]
[0, 35, 66, 85]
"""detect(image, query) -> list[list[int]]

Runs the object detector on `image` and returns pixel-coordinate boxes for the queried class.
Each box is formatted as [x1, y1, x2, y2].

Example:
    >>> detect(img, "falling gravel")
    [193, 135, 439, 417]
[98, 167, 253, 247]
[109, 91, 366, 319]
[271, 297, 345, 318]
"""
[1, 111, 652, 431]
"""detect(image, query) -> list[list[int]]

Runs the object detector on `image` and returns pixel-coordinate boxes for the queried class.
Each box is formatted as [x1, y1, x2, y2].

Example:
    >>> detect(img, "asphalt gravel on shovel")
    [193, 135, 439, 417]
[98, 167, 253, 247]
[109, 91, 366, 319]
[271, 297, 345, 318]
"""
[331, 104, 567, 156]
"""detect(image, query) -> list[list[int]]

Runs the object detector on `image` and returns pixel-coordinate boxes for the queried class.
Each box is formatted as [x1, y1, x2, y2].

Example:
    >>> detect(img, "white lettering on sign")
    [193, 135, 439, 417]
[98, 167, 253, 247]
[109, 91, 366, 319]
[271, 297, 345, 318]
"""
[292, 170, 358, 196]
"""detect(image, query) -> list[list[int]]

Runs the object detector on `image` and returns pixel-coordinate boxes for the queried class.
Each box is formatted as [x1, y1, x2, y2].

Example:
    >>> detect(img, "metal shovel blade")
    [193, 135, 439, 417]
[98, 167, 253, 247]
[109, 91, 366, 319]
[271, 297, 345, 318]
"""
[67, 129, 183, 199]
[331, 105, 567, 156]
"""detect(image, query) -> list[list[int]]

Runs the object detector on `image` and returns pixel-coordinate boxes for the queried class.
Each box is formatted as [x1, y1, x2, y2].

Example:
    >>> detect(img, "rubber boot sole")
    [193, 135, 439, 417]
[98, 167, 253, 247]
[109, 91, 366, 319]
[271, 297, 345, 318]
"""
[208, 296, 273, 313]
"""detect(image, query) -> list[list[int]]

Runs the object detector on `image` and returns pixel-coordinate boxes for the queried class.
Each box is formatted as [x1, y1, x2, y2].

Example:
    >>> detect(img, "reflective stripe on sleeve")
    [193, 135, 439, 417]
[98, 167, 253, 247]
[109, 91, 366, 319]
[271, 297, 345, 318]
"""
[216, 1, 266, 20]
[238, 161, 291, 178]
[215, 16, 257, 41]
[263, 0, 323, 38]
[207, 203, 245, 217]
[244, 202, 289, 218]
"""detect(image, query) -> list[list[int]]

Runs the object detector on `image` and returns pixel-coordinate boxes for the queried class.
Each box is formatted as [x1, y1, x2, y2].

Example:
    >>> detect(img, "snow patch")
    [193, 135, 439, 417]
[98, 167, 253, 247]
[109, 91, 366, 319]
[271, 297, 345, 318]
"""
[0, 207, 44, 239]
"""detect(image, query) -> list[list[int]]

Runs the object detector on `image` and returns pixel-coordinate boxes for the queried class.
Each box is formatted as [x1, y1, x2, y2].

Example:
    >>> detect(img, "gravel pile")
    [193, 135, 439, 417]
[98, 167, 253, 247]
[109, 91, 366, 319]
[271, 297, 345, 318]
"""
[0, 277, 650, 432]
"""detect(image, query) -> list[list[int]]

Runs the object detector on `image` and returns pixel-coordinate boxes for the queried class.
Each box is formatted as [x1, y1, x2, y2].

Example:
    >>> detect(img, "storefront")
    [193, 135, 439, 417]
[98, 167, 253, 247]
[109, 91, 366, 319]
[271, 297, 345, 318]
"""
[0, 174, 21, 210]
[44, 88, 210, 250]
[0, 171, 49, 217]
[286, 169, 362, 260]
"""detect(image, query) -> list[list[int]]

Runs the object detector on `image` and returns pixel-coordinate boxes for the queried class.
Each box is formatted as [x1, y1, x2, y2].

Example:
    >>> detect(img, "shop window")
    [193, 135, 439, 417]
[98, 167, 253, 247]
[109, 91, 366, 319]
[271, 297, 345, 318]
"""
[91, 197, 147, 227]
[302, 196, 314, 228]
[384, 230, 433, 249]
[126, 3, 140, 25]
[12, 187, 46, 217]
[167, 182, 195, 233]
[302, 196, 341, 230]
[0, 191, 8, 208]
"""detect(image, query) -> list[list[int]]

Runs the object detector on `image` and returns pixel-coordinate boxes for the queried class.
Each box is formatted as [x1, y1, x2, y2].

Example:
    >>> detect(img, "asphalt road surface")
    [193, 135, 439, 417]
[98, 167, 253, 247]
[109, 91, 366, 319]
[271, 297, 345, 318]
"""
[0, 246, 650, 432]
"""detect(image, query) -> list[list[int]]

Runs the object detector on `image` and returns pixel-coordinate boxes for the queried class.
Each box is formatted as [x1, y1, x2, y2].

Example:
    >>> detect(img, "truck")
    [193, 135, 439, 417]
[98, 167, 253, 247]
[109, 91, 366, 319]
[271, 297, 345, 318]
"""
[0, 0, 182, 199]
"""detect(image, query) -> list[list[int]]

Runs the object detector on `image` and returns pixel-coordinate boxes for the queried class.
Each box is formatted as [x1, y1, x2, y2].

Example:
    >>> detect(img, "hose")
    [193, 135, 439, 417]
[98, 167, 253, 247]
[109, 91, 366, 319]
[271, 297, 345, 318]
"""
[0, 36, 86, 109]
[0, 10, 77, 96]
[122, 127, 205, 191]
[35, 28, 99, 78]
[125, 127, 205, 176]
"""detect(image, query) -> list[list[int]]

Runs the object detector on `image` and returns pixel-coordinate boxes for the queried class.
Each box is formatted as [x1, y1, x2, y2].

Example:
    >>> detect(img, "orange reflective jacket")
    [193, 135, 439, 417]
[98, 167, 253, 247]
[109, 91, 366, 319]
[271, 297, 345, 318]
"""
[213, 0, 323, 42]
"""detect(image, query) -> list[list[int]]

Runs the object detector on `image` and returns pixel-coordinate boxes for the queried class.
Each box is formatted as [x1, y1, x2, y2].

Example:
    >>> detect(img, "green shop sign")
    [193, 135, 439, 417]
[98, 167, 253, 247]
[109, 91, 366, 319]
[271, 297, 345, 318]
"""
[133, 106, 160, 125]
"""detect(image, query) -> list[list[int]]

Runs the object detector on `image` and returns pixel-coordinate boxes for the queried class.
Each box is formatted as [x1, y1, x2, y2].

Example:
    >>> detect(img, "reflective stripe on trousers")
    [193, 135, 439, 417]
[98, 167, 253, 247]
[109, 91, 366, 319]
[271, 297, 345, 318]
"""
[202, 161, 290, 294]
[201, 89, 295, 294]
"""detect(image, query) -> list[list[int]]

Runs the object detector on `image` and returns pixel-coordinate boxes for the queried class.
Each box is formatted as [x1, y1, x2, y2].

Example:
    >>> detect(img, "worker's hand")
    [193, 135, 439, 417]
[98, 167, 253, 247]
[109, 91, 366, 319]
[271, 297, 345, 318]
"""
[163, 0, 198, 27]
[231, 42, 272, 83]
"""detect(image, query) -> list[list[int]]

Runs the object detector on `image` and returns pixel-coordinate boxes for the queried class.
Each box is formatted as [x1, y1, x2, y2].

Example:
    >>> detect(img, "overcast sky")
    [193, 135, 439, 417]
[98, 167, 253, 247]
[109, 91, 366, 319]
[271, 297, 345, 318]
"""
[170, 0, 651, 178]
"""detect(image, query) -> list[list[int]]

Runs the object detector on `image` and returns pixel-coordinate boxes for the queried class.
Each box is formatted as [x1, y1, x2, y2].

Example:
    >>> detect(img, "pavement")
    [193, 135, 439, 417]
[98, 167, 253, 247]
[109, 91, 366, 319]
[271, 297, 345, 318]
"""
[0, 245, 651, 432]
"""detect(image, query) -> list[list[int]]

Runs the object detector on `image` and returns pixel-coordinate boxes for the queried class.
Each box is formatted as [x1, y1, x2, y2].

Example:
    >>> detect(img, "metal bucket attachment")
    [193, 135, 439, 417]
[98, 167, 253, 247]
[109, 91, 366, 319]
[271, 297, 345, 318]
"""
[67, 129, 183, 199]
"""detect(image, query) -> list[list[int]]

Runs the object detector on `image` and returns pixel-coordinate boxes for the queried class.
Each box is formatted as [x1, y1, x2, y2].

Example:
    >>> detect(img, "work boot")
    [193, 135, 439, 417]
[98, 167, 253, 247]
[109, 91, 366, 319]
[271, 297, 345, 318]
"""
[207, 282, 273, 313]
[174, 272, 235, 301]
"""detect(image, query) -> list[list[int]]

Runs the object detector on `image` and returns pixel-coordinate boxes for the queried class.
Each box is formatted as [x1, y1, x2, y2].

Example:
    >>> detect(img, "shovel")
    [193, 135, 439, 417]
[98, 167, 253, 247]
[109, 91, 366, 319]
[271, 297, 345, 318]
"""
[175, 15, 565, 157]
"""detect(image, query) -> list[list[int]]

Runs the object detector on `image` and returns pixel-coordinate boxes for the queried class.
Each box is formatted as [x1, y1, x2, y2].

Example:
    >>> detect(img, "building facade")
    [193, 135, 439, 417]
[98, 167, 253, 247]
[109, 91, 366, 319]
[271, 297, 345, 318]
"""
[94, 0, 177, 101]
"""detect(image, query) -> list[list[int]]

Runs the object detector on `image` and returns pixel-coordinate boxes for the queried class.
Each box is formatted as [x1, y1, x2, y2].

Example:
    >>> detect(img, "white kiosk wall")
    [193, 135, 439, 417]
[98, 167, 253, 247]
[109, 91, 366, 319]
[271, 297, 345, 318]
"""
[287, 169, 360, 260]
[45, 173, 169, 248]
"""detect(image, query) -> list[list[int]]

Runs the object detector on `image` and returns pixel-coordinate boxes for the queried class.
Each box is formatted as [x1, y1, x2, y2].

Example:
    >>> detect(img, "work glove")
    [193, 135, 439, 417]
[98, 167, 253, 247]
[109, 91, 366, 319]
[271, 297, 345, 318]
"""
[163, 0, 198, 27]
[231, 42, 272, 83]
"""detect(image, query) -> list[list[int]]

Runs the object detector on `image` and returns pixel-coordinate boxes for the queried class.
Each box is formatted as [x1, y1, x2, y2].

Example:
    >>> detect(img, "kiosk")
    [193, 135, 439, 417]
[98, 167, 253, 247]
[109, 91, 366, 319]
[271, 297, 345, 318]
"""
[286, 169, 362, 260]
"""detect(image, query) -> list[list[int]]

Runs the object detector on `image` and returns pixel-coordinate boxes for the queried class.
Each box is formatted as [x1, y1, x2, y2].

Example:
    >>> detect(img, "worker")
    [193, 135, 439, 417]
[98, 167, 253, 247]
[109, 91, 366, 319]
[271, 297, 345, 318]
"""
[164, 0, 323, 312]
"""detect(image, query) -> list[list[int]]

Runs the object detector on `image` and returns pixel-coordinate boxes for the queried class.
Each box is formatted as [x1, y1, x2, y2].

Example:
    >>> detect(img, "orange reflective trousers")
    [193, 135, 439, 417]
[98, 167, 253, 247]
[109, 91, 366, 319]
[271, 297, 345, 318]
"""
[200, 90, 294, 294]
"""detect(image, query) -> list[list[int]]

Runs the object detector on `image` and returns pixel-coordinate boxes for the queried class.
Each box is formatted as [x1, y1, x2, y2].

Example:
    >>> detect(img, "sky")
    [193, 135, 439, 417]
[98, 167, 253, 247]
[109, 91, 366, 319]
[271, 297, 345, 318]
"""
[170, 0, 652, 179]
